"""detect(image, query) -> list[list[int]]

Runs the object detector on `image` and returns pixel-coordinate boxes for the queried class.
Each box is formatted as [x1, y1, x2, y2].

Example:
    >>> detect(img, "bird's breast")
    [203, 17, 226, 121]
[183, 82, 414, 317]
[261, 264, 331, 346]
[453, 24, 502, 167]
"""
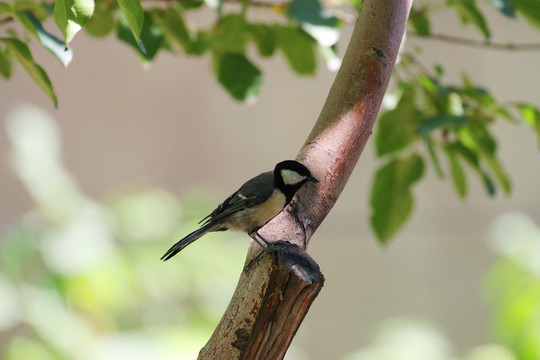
[227, 189, 287, 232]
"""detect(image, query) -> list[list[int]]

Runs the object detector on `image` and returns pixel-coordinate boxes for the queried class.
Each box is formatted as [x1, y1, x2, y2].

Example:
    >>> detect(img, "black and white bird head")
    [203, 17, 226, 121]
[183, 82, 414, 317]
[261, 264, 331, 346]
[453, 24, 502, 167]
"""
[274, 160, 318, 201]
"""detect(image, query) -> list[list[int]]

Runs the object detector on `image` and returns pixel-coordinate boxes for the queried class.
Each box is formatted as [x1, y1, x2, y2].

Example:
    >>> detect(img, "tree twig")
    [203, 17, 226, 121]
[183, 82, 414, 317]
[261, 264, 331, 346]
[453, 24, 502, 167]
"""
[409, 32, 540, 51]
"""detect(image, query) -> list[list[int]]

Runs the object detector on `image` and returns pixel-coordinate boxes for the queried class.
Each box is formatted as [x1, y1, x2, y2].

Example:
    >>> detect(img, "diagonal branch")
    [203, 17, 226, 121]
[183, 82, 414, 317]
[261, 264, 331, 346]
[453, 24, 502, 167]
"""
[198, 1, 413, 359]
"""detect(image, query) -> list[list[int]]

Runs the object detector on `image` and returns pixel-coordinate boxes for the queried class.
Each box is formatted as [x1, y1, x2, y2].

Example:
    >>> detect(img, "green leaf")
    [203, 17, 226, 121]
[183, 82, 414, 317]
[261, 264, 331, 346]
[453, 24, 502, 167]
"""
[517, 103, 540, 146]
[212, 14, 247, 55]
[287, 0, 340, 46]
[460, 123, 497, 155]
[288, 0, 338, 27]
[0, 47, 12, 78]
[85, 0, 116, 37]
[25, 13, 73, 68]
[375, 87, 419, 156]
[117, 0, 144, 51]
[419, 115, 469, 135]
[215, 53, 262, 101]
[157, 8, 191, 53]
[117, 11, 164, 61]
[452, 142, 496, 196]
[459, 125, 511, 193]
[191, 31, 211, 55]
[487, 0, 516, 17]
[0, 37, 57, 107]
[54, 0, 95, 45]
[409, 6, 431, 35]
[417, 74, 438, 93]
[513, 0, 540, 28]
[274, 26, 316, 75]
[370, 153, 425, 244]
[0, 2, 9, 12]
[12, 1, 49, 19]
[0, 4, 39, 39]
[449, 0, 491, 39]
[444, 145, 467, 198]
[248, 24, 276, 58]
[424, 137, 444, 178]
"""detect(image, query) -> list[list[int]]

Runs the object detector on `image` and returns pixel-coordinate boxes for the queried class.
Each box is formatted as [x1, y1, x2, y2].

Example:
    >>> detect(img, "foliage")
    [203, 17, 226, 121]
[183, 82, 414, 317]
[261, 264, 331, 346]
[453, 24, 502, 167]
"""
[0, 104, 247, 359]
[3, 105, 540, 359]
[344, 213, 540, 360]
[1, 0, 539, 244]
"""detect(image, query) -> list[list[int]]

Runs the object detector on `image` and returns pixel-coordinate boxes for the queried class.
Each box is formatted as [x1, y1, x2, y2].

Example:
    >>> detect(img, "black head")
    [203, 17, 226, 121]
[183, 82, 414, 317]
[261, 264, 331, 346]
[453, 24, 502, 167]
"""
[274, 160, 318, 202]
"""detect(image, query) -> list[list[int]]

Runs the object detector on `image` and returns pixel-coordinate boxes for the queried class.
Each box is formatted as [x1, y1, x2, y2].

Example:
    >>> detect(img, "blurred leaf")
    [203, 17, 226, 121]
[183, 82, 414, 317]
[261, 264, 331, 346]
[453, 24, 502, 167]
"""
[444, 145, 468, 198]
[0, 2, 9, 12]
[288, 0, 340, 47]
[487, 0, 516, 17]
[417, 74, 438, 94]
[215, 53, 262, 101]
[212, 14, 247, 54]
[180, 0, 205, 10]
[6, 337, 55, 360]
[117, 11, 164, 61]
[452, 142, 496, 196]
[25, 12, 73, 68]
[12, 1, 49, 20]
[460, 123, 496, 155]
[318, 45, 341, 72]
[517, 103, 540, 146]
[288, 0, 338, 27]
[409, 6, 431, 35]
[0, 38, 57, 107]
[449, 0, 491, 39]
[0, 47, 11, 78]
[424, 137, 444, 178]
[117, 0, 145, 52]
[85, 0, 116, 37]
[419, 115, 469, 135]
[54, 0, 95, 45]
[0, 227, 40, 279]
[275, 26, 316, 75]
[248, 23, 276, 58]
[370, 153, 425, 244]
[376, 86, 419, 156]
[158, 8, 191, 53]
[513, 0, 540, 28]
[0, 3, 39, 39]
[191, 30, 211, 55]
[459, 124, 511, 193]
[486, 259, 540, 360]
[205, 0, 222, 12]
[109, 188, 182, 242]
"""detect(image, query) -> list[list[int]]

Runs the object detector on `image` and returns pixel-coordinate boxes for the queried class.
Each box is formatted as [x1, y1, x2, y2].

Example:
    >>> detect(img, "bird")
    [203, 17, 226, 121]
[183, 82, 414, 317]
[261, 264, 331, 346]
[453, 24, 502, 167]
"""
[160, 160, 318, 261]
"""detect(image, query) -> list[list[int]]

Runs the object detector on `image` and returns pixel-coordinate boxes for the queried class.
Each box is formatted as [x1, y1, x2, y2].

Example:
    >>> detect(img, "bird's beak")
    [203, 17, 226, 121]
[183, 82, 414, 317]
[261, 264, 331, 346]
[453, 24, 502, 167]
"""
[308, 175, 319, 183]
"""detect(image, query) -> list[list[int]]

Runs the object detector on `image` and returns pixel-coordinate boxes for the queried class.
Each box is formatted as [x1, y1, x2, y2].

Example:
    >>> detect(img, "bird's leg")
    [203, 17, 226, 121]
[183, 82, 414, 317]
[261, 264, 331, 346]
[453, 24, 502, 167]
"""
[251, 231, 270, 249]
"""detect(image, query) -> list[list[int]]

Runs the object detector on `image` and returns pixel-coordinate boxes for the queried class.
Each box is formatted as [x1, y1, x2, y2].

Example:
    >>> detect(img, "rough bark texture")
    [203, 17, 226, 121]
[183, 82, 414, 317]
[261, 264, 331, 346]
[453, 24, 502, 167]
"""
[198, 0, 413, 358]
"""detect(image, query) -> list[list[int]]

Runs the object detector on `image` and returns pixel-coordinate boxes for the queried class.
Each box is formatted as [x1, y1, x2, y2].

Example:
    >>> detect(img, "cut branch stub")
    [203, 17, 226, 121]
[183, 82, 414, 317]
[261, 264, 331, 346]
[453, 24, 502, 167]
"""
[199, 242, 324, 360]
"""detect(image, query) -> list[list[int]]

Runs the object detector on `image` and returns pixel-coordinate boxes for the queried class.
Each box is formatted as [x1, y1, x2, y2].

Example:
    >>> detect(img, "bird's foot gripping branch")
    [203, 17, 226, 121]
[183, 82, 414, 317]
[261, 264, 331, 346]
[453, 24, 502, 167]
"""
[252, 240, 324, 285]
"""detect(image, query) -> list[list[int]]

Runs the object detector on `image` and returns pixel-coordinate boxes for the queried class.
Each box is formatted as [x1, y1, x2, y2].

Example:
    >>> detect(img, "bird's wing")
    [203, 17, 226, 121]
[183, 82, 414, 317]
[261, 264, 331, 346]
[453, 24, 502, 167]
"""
[199, 171, 275, 225]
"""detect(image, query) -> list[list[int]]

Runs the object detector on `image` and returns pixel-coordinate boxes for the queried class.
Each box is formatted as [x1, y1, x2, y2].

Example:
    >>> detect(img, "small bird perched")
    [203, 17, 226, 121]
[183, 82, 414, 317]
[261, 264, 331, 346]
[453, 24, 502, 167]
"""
[161, 160, 318, 261]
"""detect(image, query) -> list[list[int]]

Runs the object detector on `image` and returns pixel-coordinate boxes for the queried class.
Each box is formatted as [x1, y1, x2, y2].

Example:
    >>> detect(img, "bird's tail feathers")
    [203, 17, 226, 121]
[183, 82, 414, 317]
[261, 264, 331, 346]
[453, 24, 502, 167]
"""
[160, 223, 218, 261]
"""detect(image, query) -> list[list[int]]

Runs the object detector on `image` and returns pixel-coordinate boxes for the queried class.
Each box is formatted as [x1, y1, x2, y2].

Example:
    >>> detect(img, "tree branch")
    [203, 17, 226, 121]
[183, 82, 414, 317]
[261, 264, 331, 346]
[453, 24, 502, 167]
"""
[198, 0, 413, 358]
[409, 32, 540, 51]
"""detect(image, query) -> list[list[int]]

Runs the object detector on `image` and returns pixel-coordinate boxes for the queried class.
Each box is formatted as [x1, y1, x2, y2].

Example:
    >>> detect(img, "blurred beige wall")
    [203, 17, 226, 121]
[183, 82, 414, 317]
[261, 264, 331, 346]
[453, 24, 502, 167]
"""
[1, 5, 540, 359]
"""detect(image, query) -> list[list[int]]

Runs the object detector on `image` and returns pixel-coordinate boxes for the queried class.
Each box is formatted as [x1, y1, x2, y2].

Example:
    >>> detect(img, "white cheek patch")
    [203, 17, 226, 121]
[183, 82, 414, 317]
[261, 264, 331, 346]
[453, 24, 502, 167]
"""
[280, 169, 306, 186]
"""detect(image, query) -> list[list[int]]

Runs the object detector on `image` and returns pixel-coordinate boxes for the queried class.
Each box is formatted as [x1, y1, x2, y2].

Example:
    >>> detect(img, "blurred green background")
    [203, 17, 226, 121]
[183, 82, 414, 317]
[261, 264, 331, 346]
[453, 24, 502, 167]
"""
[1, 2, 540, 358]
[1, 104, 540, 359]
